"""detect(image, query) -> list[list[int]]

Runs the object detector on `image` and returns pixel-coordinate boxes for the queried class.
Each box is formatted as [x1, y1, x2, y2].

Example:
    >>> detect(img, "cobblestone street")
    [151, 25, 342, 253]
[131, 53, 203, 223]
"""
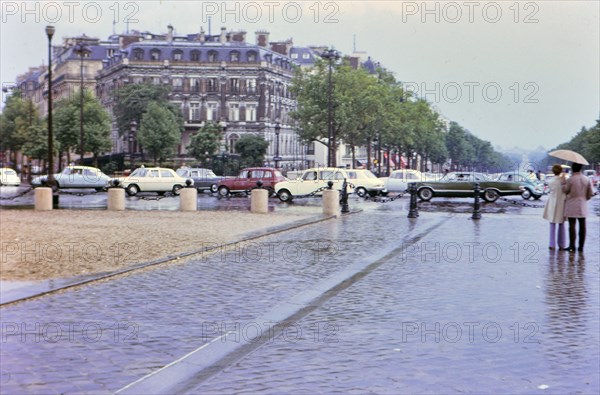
[1, 198, 599, 394]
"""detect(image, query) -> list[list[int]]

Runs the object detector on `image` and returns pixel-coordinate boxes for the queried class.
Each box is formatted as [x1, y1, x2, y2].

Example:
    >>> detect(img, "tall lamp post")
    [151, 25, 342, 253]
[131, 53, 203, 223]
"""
[45, 25, 56, 188]
[274, 121, 281, 168]
[321, 49, 340, 167]
[75, 42, 89, 165]
[129, 120, 137, 170]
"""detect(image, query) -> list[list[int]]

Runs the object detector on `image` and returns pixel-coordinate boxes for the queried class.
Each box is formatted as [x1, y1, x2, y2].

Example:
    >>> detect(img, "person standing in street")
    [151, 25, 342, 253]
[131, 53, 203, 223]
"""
[561, 162, 594, 252]
[543, 164, 567, 250]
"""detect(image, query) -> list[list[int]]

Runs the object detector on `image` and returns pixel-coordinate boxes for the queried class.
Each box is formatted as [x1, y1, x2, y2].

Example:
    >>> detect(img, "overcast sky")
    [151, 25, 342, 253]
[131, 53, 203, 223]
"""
[1, 0, 598, 151]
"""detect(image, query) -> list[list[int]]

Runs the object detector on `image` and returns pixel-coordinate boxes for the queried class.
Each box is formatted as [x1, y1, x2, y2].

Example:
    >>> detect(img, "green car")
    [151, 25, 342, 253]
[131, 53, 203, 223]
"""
[415, 172, 524, 202]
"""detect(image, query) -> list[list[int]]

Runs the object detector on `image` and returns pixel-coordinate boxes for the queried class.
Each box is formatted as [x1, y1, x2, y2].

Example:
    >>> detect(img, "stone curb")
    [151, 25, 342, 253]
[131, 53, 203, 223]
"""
[116, 215, 452, 394]
[0, 213, 346, 306]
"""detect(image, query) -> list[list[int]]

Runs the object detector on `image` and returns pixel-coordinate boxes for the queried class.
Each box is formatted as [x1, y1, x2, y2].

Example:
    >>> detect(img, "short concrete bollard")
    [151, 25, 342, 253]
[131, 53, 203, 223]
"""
[251, 189, 269, 213]
[322, 189, 340, 216]
[107, 188, 125, 211]
[179, 188, 198, 211]
[34, 187, 53, 211]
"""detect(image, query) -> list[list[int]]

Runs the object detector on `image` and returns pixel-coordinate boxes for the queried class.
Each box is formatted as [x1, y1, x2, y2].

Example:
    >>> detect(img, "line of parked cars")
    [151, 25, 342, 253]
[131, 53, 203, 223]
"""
[0, 168, 21, 186]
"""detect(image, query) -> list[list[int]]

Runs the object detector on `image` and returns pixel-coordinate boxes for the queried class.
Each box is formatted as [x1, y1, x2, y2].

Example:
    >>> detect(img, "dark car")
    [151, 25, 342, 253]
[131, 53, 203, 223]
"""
[217, 167, 287, 196]
[496, 172, 544, 200]
[415, 172, 523, 202]
[176, 167, 222, 193]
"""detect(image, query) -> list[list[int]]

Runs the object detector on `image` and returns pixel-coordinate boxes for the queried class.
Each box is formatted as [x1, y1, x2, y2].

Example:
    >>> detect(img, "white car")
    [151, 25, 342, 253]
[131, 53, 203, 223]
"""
[0, 168, 21, 186]
[384, 169, 430, 193]
[32, 165, 109, 191]
[275, 167, 386, 202]
[117, 167, 189, 196]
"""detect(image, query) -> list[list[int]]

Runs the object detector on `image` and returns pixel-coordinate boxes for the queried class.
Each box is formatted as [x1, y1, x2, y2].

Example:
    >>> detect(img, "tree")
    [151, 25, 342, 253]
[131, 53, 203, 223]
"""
[112, 83, 182, 136]
[0, 90, 40, 168]
[137, 101, 182, 164]
[54, 90, 112, 166]
[187, 122, 222, 166]
[235, 134, 269, 167]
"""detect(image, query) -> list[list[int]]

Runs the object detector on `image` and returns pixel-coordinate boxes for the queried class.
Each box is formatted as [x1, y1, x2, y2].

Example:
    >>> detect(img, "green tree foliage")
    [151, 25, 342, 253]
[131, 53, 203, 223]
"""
[235, 134, 269, 167]
[113, 83, 182, 136]
[54, 90, 112, 164]
[0, 91, 42, 166]
[137, 101, 182, 164]
[187, 122, 223, 165]
[554, 119, 600, 166]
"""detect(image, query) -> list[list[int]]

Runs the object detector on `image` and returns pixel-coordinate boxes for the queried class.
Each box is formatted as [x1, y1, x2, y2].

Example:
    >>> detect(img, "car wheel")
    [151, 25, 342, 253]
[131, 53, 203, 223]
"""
[356, 187, 367, 197]
[126, 184, 139, 196]
[483, 189, 499, 203]
[417, 187, 433, 201]
[210, 184, 218, 193]
[172, 185, 183, 195]
[380, 192, 389, 197]
[51, 182, 60, 193]
[533, 194, 542, 200]
[95, 187, 105, 192]
[218, 186, 230, 197]
[521, 189, 532, 200]
[278, 189, 293, 202]
[157, 191, 166, 196]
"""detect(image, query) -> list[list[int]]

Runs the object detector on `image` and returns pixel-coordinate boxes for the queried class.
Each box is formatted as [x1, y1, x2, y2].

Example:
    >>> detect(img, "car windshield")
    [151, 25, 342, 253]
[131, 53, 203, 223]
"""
[4, 170, 16, 175]
[130, 168, 148, 177]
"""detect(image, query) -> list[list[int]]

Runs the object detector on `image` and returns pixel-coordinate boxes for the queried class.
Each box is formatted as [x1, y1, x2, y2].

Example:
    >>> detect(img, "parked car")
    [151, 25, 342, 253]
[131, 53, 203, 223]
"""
[217, 167, 286, 196]
[117, 167, 189, 196]
[415, 172, 524, 202]
[583, 169, 599, 188]
[384, 169, 430, 193]
[345, 169, 385, 197]
[275, 167, 356, 202]
[176, 167, 222, 193]
[496, 172, 544, 200]
[32, 165, 110, 191]
[0, 168, 21, 186]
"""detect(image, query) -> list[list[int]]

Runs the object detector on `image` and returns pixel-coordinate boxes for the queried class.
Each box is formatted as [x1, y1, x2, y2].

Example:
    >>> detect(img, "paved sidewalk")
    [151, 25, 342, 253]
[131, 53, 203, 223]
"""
[1, 198, 598, 394]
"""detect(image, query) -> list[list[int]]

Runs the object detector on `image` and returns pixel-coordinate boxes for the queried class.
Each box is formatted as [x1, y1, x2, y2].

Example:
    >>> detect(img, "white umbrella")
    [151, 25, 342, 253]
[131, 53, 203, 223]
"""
[548, 149, 589, 165]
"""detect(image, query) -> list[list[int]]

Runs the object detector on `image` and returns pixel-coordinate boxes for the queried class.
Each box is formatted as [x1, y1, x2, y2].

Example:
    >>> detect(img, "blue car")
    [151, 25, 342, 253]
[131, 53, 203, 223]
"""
[496, 172, 544, 200]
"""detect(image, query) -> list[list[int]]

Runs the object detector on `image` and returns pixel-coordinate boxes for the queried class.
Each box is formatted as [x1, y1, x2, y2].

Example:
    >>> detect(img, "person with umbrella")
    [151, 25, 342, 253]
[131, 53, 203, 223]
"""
[543, 164, 567, 250]
[559, 157, 594, 252]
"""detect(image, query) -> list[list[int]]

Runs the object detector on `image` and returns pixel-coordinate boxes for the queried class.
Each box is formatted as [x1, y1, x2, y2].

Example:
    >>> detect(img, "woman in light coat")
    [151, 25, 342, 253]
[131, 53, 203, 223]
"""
[543, 164, 567, 250]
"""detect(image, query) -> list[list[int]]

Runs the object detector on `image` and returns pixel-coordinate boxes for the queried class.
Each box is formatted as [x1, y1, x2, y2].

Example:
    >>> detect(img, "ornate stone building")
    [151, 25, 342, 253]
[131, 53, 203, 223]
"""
[96, 26, 318, 170]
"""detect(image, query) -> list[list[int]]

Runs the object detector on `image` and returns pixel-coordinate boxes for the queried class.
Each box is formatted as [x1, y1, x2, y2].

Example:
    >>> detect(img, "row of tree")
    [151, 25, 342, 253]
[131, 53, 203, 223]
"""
[290, 58, 512, 172]
[551, 119, 600, 168]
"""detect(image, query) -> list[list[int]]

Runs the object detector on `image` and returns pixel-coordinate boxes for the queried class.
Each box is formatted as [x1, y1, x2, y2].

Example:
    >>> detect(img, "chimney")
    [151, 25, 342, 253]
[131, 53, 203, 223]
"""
[220, 27, 227, 44]
[198, 27, 205, 43]
[231, 31, 246, 43]
[167, 24, 174, 43]
[255, 30, 270, 47]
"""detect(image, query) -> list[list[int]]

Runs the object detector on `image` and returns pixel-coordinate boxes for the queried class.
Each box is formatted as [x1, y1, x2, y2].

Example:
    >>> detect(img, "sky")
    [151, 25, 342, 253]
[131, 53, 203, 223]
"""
[1, 0, 598, 151]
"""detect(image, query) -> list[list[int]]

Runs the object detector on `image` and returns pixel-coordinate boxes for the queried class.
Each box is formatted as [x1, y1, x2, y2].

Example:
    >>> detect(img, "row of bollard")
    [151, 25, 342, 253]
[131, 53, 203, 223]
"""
[33, 179, 482, 218]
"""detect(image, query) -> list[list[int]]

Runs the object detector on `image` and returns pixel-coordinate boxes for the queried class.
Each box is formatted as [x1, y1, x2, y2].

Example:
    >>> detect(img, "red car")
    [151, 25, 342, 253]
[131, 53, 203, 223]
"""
[217, 167, 287, 196]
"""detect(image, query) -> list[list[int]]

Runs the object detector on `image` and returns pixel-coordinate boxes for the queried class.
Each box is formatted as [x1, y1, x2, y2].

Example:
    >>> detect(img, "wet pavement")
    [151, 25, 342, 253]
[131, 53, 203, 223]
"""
[1, 191, 599, 394]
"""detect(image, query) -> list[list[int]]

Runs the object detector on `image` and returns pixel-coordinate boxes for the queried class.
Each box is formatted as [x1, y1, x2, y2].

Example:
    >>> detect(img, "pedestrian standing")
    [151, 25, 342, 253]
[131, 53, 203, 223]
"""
[561, 162, 594, 252]
[543, 164, 567, 250]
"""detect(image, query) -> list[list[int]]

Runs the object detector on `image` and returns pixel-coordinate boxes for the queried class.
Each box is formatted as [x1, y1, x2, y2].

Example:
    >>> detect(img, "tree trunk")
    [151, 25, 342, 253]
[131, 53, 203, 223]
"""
[386, 147, 391, 175]
[366, 139, 372, 171]
[351, 146, 356, 169]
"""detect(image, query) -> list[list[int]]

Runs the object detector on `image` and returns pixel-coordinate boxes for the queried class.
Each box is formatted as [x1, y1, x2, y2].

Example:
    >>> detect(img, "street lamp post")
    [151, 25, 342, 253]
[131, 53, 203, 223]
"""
[45, 25, 56, 188]
[321, 49, 340, 167]
[274, 122, 281, 168]
[75, 42, 89, 165]
[129, 120, 137, 170]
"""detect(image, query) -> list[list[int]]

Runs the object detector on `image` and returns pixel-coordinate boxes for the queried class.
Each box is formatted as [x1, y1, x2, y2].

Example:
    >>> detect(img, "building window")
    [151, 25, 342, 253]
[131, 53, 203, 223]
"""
[191, 50, 201, 61]
[228, 103, 239, 121]
[307, 142, 315, 155]
[173, 77, 183, 90]
[190, 78, 199, 92]
[152, 77, 161, 85]
[172, 50, 183, 61]
[291, 53, 298, 59]
[245, 104, 257, 121]
[208, 50, 218, 62]
[247, 51, 257, 62]
[133, 48, 144, 60]
[246, 78, 257, 94]
[150, 49, 161, 61]
[206, 103, 218, 121]
[107, 49, 116, 57]
[133, 76, 143, 84]
[207, 78, 218, 93]
[229, 78, 239, 93]
[302, 53, 310, 59]
[228, 134, 239, 154]
[189, 102, 201, 121]
[230, 51, 240, 62]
